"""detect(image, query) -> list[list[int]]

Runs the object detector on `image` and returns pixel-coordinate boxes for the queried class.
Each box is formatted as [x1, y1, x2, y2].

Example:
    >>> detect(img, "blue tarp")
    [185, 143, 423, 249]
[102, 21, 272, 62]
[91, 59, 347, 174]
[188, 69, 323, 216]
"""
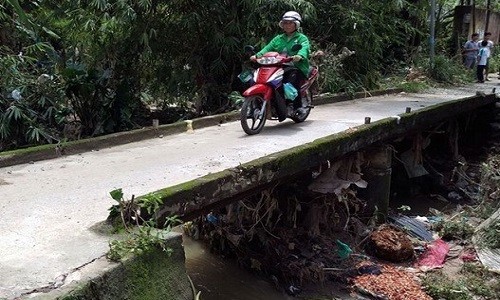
[388, 215, 434, 241]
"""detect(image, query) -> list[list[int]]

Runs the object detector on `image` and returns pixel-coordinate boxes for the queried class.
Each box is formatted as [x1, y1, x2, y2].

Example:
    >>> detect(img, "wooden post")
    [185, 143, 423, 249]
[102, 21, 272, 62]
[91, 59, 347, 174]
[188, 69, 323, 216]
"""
[430, 0, 436, 69]
[472, 0, 476, 33]
[363, 145, 392, 223]
[485, 0, 491, 33]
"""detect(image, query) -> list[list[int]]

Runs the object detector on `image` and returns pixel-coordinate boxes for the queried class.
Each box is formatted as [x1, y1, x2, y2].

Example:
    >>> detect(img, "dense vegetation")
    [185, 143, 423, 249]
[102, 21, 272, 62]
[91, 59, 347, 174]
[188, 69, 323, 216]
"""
[0, 0, 497, 150]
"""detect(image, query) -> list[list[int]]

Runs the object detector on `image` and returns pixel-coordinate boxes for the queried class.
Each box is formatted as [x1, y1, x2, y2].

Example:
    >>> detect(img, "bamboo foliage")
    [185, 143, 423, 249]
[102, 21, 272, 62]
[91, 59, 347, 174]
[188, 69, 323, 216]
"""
[1, 0, 437, 149]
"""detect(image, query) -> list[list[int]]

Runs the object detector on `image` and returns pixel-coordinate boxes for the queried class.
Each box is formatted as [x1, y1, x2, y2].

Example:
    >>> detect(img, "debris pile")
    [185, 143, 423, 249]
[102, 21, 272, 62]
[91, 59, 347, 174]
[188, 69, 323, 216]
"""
[367, 224, 414, 262]
[184, 182, 369, 292]
[353, 264, 432, 300]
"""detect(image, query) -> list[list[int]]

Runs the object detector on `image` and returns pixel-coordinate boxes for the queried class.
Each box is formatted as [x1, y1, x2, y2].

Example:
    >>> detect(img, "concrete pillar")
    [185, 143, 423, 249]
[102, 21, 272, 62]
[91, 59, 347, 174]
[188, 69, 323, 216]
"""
[363, 145, 392, 223]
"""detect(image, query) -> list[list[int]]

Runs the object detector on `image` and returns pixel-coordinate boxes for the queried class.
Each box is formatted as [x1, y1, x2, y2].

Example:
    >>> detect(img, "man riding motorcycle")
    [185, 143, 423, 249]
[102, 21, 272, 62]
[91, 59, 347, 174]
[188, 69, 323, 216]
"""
[250, 11, 311, 119]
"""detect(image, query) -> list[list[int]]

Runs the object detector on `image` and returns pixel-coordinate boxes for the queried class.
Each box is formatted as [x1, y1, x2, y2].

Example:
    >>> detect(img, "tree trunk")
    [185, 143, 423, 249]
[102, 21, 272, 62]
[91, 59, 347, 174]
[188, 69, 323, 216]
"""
[485, 0, 491, 33]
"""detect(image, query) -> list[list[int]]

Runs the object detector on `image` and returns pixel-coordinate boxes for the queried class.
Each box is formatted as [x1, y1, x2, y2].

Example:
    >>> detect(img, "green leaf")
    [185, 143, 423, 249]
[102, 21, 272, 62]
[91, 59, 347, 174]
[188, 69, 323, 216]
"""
[5, 0, 33, 31]
[0, 118, 11, 139]
[41, 27, 61, 40]
[6, 105, 22, 121]
[43, 106, 56, 120]
[110, 188, 124, 202]
[27, 126, 41, 142]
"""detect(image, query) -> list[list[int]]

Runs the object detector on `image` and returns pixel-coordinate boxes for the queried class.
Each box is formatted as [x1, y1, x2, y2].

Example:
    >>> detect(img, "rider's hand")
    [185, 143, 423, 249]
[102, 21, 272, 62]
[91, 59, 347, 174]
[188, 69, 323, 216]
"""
[250, 55, 257, 61]
[292, 55, 302, 62]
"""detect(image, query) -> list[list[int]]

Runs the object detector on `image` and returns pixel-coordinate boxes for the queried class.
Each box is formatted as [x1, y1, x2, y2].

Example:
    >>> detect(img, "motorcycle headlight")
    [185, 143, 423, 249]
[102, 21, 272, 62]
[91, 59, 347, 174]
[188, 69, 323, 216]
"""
[257, 57, 280, 65]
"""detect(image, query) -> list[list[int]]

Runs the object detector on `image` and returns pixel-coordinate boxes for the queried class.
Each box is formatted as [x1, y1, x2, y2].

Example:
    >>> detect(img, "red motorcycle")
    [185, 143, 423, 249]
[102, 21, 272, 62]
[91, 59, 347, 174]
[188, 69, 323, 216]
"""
[240, 45, 319, 135]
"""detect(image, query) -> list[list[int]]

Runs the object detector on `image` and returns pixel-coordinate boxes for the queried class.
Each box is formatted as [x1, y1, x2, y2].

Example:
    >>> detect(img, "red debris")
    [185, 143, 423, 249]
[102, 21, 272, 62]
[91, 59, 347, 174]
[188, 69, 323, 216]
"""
[460, 249, 477, 262]
[415, 239, 450, 269]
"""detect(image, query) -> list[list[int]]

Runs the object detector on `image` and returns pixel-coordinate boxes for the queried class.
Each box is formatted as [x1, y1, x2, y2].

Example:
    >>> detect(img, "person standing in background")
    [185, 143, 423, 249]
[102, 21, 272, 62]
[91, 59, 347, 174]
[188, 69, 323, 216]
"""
[478, 32, 494, 81]
[476, 40, 491, 83]
[463, 33, 479, 69]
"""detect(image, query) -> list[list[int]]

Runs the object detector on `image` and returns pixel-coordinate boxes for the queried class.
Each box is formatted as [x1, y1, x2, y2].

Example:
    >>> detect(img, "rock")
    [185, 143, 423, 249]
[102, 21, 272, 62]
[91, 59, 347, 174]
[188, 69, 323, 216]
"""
[367, 224, 415, 262]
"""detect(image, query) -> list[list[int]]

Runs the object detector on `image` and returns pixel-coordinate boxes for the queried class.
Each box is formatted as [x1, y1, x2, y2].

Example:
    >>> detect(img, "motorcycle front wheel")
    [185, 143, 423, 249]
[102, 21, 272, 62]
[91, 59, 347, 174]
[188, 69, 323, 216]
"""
[240, 95, 267, 135]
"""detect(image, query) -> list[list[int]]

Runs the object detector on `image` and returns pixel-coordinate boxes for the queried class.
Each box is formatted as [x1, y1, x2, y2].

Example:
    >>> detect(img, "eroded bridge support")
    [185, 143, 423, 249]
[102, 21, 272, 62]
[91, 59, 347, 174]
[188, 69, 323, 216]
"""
[363, 144, 393, 222]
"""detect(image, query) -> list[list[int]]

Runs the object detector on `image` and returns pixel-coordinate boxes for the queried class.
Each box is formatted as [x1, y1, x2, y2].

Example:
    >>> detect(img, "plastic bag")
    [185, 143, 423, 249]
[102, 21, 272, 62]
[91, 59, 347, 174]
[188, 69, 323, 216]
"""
[336, 239, 353, 259]
[283, 82, 298, 100]
[238, 70, 253, 83]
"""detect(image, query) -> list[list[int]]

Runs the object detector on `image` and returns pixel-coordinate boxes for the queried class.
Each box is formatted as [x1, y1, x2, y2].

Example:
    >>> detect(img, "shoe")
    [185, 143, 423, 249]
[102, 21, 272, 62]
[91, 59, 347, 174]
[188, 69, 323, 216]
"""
[485, 78, 490, 81]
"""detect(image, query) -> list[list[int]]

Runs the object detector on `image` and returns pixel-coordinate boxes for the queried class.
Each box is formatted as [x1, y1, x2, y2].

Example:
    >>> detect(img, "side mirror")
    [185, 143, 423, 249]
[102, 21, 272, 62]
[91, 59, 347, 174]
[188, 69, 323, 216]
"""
[244, 45, 255, 54]
[291, 44, 302, 52]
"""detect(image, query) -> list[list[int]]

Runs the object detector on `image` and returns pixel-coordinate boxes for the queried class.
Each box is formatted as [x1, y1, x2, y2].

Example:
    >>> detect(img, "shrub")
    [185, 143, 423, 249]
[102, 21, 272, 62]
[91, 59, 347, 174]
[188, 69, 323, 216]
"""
[0, 47, 68, 150]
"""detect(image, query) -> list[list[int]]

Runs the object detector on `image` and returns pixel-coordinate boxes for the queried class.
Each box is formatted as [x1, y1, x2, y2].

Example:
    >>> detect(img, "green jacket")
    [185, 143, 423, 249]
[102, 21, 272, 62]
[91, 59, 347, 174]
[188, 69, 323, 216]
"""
[256, 31, 311, 77]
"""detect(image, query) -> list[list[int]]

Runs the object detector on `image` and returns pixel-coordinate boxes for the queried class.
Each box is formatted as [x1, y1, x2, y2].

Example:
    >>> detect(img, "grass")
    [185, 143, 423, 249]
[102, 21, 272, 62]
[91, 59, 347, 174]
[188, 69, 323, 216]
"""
[478, 220, 500, 249]
[397, 81, 430, 93]
[423, 272, 471, 300]
[423, 264, 500, 300]
[460, 263, 500, 299]
[434, 217, 475, 241]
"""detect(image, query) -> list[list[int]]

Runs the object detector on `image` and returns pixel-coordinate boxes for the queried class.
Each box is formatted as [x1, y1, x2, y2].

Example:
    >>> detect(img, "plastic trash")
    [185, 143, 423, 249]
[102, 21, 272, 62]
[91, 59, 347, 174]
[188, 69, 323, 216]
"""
[11, 89, 22, 101]
[206, 212, 218, 224]
[286, 285, 301, 296]
[357, 264, 382, 275]
[388, 215, 434, 241]
[336, 239, 353, 259]
[238, 70, 253, 83]
[415, 239, 450, 270]
[283, 82, 298, 100]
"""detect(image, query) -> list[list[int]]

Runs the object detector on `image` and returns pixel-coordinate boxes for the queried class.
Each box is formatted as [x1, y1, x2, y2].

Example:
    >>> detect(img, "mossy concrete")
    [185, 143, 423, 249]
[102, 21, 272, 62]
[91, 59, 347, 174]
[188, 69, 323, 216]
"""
[28, 232, 192, 300]
[149, 93, 497, 222]
[0, 88, 402, 168]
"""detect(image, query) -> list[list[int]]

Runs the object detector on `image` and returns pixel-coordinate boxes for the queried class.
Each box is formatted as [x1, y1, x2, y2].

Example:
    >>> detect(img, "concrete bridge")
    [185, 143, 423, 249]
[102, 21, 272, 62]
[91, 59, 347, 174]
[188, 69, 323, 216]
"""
[0, 82, 498, 299]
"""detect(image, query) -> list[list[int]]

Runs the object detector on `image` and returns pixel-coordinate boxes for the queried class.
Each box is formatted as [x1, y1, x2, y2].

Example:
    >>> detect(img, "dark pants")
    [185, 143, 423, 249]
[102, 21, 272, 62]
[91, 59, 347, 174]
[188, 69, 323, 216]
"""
[477, 65, 486, 82]
[283, 67, 306, 108]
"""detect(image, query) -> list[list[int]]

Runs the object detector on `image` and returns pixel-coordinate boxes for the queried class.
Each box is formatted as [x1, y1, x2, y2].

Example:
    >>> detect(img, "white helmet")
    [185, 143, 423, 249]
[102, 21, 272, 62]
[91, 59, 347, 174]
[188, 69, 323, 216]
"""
[279, 11, 301, 29]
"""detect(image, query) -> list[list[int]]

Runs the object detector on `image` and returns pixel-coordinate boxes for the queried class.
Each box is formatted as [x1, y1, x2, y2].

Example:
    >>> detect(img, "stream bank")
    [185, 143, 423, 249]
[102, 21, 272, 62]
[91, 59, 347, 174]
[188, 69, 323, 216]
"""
[181, 98, 500, 300]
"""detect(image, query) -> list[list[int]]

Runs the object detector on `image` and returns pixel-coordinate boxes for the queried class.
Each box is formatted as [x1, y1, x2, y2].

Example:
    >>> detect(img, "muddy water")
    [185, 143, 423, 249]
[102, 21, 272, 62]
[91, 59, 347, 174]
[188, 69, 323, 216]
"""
[181, 233, 295, 300]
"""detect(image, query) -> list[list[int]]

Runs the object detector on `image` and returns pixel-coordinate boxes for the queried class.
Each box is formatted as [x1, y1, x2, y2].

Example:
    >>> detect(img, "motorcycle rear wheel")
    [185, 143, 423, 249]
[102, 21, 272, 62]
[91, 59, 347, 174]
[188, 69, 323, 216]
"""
[240, 95, 267, 135]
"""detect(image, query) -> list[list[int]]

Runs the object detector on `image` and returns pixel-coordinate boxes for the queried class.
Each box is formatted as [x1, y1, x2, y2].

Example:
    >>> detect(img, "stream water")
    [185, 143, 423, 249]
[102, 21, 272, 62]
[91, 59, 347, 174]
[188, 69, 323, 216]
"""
[181, 232, 295, 300]
[179, 230, 360, 300]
